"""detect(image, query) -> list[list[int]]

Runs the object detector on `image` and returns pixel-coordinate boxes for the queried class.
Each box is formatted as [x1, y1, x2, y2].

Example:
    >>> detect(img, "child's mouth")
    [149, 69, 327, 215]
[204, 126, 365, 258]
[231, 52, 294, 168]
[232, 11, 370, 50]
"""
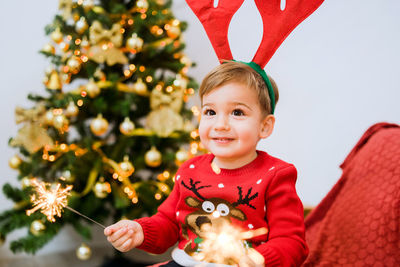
[212, 138, 234, 144]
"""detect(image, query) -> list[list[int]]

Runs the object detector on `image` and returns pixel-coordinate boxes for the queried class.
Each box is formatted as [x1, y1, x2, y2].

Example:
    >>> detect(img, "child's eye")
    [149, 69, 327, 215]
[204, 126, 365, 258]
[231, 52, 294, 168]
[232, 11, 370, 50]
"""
[203, 109, 216, 116]
[232, 109, 245, 116]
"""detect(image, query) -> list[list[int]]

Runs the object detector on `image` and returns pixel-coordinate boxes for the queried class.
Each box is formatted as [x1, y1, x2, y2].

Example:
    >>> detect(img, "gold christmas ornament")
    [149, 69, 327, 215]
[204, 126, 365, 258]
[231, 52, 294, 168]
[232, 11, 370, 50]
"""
[173, 74, 188, 89]
[59, 42, 69, 52]
[166, 24, 181, 39]
[53, 114, 69, 130]
[76, 243, 92, 261]
[65, 101, 79, 117]
[155, 0, 167, 5]
[90, 114, 109, 136]
[21, 176, 32, 189]
[12, 105, 54, 153]
[61, 170, 75, 183]
[44, 110, 55, 125]
[93, 178, 111, 198]
[81, 36, 90, 48]
[118, 156, 135, 178]
[59, 0, 73, 20]
[10, 123, 54, 154]
[133, 78, 147, 95]
[30, 220, 46, 236]
[61, 73, 71, 84]
[126, 33, 144, 51]
[8, 155, 22, 169]
[136, 0, 149, 11]
[86, 79, 101, 98]
[82, 0, 94, 11]
[119, 117, 135, 136]
[146, 87, 184, 137]
[175, 148, 189, 165]
[66, 57, 81, 74]
[88, 21, 128, 65]
[75, 17, 89, 34]
[47, 70, 62, 90]
[51, 28, 63, 43]
[145, 146, 162, 168]
[42, 43, 55, 54]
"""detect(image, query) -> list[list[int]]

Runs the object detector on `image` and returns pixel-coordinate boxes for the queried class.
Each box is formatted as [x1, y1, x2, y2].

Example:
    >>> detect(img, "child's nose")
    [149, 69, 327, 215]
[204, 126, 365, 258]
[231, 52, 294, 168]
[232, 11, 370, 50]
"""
[214, 114, 230, 131]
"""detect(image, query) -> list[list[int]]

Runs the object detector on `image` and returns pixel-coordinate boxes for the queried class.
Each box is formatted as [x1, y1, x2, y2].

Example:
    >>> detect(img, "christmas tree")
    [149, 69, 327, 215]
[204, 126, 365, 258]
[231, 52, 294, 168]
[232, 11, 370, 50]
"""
[1, 0, 201, 255]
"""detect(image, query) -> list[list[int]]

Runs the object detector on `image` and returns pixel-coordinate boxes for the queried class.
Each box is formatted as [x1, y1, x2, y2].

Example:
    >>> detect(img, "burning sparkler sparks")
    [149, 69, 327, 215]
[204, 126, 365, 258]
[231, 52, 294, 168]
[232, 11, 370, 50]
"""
[193, 222, 268, 265]
[26, 179, 72, 222]
[26, 179, 105, 228]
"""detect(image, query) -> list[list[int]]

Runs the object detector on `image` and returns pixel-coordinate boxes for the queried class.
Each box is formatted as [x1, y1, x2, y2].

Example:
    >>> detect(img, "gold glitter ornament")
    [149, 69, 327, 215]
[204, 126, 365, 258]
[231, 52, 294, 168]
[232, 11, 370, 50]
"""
[75, 17, 89, 34]
[133, 78, 147, 95]
[65, 101, 79, 117]
[119, 117, 135, 136]
[82, 0, 94, 11]
[51, 28, 63, 43]
[21, 176, 32, 189]
[175, 148, 189, 165]
[93, 178, 111, 198]
[90, 114, 109, 136]
[42, 43, 55, 54]
[166, 24, 181, 39]
[30, 220, 46, 236]
[9, 155, 22, 169]
[86, 79, 101, 98]
[53, 114, 69, 130]
[126, 33, 144, 51]
[66, 57, 81, 74]
[136, 0, 149, 11]
[61, 170, 75, 183]
[155, 0, 167, 5]
[47, 70, 62, 90]
[76, 243, 92, 260]
[88, 21, 128, 65]
[145, 146, 162, 168]
[118, 156, 134, 178]
[44, 110, 55, 125]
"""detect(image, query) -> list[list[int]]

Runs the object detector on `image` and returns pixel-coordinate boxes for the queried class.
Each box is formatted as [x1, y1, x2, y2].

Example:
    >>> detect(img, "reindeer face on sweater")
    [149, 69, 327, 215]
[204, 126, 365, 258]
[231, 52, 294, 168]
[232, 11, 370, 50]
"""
[184, 196, 246, 238]
[181, 178, 258, 242]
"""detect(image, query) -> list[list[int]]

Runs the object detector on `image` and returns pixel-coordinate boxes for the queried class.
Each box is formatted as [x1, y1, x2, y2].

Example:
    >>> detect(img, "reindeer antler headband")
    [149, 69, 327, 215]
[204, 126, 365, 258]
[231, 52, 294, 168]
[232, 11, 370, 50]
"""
[186, 0, 324, 114]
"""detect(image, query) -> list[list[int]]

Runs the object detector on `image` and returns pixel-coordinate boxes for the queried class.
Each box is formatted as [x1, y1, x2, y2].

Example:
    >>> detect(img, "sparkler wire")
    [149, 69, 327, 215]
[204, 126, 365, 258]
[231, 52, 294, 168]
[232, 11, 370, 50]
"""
[64, 206, 105, 229]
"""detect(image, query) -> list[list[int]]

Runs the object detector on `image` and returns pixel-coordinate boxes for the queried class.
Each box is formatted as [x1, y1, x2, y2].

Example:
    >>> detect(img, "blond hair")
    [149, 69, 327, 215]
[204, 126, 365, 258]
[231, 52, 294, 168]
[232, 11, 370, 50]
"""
[199, 61, 279, 116]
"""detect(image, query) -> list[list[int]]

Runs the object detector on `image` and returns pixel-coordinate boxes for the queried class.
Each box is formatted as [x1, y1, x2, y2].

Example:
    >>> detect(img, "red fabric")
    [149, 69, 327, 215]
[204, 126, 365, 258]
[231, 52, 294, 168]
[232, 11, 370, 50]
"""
[303, 122, 400, 266]
[136, 151, 308, 266]
[185, 0, 324, 68]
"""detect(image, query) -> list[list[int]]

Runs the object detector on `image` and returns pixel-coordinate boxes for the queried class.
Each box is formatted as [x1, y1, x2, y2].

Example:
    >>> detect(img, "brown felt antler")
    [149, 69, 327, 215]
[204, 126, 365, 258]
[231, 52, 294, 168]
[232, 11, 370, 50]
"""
[186, 0, 324, 68]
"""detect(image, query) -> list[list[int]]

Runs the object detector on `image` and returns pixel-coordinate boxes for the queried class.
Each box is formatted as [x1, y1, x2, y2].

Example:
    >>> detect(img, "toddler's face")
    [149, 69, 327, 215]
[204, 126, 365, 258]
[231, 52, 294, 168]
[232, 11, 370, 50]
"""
[199, 82, 271, 168]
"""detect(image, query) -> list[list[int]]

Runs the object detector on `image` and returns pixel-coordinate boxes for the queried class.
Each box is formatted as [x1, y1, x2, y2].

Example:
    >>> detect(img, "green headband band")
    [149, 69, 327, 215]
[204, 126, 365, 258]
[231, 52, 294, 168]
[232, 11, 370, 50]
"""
[234, 60, 276, 114]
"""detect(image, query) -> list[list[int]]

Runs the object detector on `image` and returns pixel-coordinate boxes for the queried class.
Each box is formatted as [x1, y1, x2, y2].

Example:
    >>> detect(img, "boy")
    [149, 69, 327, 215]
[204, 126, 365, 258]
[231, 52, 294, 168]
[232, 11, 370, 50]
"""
[104, 61, 308, 266]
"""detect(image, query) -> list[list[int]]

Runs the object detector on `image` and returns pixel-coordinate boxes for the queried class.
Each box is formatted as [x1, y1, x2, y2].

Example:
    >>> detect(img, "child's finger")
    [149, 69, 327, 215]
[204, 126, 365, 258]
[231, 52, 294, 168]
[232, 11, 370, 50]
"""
[104, 226, 115, 236]
[118, 238, 133, 252]
[108, 227, 128, 243]
[113, 229, 133, 248]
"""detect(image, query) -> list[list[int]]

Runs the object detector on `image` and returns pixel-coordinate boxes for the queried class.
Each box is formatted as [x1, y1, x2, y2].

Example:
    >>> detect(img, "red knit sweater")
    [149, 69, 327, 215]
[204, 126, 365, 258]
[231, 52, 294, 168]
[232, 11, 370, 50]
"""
[136, 151, 308, 266]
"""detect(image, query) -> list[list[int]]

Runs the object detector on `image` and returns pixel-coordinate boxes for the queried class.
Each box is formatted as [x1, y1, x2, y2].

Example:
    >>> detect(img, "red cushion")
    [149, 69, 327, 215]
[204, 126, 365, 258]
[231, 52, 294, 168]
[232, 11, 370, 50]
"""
[303, 123, 400, 266]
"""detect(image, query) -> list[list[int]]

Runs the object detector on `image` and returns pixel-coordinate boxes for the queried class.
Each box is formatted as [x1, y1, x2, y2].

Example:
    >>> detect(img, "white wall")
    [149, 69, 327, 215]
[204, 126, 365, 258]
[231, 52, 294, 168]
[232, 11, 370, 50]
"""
[0, 0, 399, 259]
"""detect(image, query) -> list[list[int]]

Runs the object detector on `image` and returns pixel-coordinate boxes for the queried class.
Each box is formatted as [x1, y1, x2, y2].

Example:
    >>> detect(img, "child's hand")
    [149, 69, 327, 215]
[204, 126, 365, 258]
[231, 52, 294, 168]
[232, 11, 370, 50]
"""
[104, 219, 144, 252]
[239, 248, 265, 267]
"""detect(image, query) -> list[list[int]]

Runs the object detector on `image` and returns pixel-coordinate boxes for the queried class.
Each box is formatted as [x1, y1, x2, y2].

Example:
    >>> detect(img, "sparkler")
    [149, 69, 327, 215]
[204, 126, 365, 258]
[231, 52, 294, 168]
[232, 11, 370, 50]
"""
[193, 222, 268, 265]
[26, 179, 105, 228]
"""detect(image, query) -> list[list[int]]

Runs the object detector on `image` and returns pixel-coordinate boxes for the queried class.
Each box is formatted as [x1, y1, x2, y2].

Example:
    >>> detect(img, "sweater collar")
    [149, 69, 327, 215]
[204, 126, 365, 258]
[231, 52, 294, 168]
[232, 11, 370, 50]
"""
[206, 150, 269, 176]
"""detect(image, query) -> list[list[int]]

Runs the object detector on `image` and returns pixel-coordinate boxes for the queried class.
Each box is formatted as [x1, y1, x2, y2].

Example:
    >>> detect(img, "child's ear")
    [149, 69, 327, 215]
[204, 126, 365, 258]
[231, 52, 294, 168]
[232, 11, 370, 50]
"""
[260, 115, 275, 139]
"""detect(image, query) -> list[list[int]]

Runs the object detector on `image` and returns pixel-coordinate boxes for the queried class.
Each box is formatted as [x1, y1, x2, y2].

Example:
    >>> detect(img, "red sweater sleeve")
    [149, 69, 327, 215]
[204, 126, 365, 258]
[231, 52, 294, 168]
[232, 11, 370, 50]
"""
[135, 180, 181, 254]
[255, 165, 308, 266]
